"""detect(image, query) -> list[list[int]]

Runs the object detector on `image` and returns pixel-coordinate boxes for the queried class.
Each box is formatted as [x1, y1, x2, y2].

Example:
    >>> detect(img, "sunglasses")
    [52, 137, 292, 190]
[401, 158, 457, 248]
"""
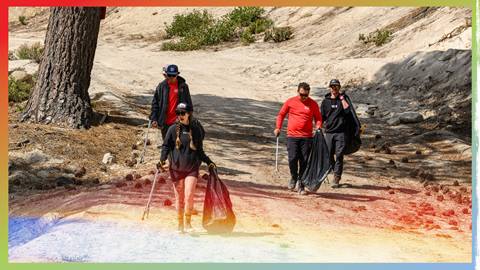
[167, 74, 177, 78]
[176, 111, 187, 116]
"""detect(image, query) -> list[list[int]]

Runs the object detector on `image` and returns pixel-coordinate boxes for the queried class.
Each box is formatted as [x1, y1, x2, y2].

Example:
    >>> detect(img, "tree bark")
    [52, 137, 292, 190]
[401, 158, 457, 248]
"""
[22, 7, 102, 129]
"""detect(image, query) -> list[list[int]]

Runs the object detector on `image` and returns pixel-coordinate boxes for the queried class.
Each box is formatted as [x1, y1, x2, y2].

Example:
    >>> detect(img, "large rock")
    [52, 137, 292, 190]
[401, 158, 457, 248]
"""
[102, 153, 116, 165]
[387, 116, 401, 126]
[8, 60, 39, 75]
[398, 112, 423, 124]
[10, 70, 31, 82]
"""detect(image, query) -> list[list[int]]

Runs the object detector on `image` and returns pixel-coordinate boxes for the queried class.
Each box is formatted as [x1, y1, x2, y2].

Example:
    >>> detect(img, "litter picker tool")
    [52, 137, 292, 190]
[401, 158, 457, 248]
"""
[275, 136, 279, 172]
[137, 120, 152, 166]
[141, 162, 166, 220]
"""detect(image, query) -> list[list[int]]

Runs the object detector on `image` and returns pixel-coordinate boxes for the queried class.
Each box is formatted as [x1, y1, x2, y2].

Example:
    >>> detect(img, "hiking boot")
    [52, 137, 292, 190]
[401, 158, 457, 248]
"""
[331, 175, 341, 189]
[288, 178, 297, 191]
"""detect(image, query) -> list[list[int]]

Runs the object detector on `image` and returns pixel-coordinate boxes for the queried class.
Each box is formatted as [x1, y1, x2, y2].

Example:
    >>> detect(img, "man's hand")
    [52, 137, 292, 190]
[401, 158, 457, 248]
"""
[151, 121, 158, 128]
[208, 162, 217, 169]
[340, 95, 349, 109]
[273, 128, 280, 137]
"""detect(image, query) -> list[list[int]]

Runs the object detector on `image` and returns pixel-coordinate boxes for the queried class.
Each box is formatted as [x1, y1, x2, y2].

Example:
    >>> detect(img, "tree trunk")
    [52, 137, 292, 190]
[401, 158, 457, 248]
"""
[22, 7, 102, 129]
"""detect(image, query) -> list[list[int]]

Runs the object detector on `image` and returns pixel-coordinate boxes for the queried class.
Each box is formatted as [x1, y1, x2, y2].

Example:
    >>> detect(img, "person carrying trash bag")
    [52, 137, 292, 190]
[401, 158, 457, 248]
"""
[320, 79, 361, 188]
[160, 102, 215, 233]
[274, 82, 322, 195]
[150, 64, 193, 141]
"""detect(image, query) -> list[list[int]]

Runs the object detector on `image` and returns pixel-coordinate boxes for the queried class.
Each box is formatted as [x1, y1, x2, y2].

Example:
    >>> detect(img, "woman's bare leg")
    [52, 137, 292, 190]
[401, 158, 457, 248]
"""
[172, 179, 185, 232]
[184, 176, 198, 230]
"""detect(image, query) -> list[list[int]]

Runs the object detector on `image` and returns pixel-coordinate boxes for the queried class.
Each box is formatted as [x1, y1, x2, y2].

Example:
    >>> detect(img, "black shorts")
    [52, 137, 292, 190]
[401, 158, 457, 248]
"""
[169, 169, 199, 182]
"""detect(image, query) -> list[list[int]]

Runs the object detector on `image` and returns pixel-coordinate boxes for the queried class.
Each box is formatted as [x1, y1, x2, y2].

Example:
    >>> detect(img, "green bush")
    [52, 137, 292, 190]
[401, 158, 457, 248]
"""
[228, 7, 265, 27]
[240, 30, 255, 45]
[18, 16, 27, 25]
[264, 27, 293, 42]
[161, 35, 203, 51]
[204, 19, 236, 45]
[358, 29, 392, 46]
[8, 77, 33, 103]
[15, 42, 44, 63]
[165, 10, 214, 38]
[162, 7, 284, 51]
[247, 18, 273, 34]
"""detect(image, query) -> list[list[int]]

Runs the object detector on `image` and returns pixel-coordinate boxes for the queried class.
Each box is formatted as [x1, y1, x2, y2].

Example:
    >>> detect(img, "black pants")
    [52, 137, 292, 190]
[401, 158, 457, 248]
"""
[287, 137, 312, 183]
[324, 132, 346, 178]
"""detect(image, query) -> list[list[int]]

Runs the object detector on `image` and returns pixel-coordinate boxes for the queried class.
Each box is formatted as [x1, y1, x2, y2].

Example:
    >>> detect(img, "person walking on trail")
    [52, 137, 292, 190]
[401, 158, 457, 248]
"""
[320, 79, 351, 188]
[274, 82, 322, 195]
[160, 103, 216, 233]
[150, 64, 193, 142]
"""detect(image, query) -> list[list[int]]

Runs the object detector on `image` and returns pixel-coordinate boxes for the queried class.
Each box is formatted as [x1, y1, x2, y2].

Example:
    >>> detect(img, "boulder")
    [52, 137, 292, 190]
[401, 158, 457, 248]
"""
[398, 112, 423, 124]
[387, 117, 401, 126]
[10, 70, 31, 82]
[8, 60, 39, 75]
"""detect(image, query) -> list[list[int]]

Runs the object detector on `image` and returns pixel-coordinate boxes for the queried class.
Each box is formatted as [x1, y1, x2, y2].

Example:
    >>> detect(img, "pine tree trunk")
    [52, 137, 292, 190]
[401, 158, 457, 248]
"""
[22, 7, 102, 129]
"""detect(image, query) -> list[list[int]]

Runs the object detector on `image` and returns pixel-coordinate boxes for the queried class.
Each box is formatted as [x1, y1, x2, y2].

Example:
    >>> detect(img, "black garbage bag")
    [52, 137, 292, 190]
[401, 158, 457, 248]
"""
[202, 167, 236, 234]
[300, 130, 331, 192]
[344, 95, 362, 155]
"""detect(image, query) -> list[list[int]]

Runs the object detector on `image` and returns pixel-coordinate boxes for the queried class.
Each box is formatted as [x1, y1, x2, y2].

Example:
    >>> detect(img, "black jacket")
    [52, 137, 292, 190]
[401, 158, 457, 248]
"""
[150, 76, 193, 127]
[320, 93, 351, 133]
[160, 120, 212, 172]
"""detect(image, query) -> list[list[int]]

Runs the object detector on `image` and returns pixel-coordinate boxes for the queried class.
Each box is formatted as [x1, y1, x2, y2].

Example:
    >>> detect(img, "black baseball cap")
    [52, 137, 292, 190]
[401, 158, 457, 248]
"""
[164, 64, 180, 76]
[329, 79, 341, 87]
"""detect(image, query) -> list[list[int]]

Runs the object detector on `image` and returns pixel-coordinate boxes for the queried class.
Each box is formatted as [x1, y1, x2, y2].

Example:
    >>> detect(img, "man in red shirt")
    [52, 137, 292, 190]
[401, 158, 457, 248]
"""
[274, 82, 322, 195]
[150, 64, 193, 140]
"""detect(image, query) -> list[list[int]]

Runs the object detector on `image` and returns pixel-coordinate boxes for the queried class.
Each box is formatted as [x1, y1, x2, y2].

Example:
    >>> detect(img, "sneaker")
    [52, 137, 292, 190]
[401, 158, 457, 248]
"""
[298, 182, 307, 195]
[331, 175, 341, 189]
[288, 178, 297, 191]
[184, 223, 195, 233]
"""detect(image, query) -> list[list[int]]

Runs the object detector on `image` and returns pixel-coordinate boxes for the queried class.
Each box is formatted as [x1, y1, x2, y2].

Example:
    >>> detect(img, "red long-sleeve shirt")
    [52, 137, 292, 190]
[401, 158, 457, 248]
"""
[276, 96, 322, 138]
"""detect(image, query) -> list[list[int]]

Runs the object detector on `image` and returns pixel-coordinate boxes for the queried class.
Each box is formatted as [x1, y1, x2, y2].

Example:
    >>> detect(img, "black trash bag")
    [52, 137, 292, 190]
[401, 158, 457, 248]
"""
[300, 130, 331, 192]
[343, 95, 362, 155]
[202, 167, 236, 234]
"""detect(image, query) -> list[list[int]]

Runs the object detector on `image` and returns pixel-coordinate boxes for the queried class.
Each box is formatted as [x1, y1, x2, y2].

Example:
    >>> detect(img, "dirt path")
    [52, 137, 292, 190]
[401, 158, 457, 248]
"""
[8, 31, 472, 262]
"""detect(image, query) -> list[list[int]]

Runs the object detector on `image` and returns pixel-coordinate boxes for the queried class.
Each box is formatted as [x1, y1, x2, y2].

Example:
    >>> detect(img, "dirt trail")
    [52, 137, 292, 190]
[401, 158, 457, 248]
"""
[7, 7, 472, 262]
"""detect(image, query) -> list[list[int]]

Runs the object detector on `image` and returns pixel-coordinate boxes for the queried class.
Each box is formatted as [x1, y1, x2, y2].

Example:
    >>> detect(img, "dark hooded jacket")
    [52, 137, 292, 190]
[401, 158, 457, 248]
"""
[321, 93, 361, 155]
[150, 76, 193, 127]
[160, 119, 213, 172]
[320, 93, 351, 133]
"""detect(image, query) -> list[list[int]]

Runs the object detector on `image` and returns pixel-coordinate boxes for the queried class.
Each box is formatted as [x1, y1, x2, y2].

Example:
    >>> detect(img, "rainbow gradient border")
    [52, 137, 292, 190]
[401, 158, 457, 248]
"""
[1, 0, 476, 269]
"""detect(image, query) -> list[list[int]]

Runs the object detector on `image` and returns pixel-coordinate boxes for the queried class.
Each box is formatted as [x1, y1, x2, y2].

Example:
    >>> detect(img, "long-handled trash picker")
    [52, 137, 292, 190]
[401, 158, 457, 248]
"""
[275, 136, 279, 172]
[141, 162, 166, 221]
[137, 120, 152, 167]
